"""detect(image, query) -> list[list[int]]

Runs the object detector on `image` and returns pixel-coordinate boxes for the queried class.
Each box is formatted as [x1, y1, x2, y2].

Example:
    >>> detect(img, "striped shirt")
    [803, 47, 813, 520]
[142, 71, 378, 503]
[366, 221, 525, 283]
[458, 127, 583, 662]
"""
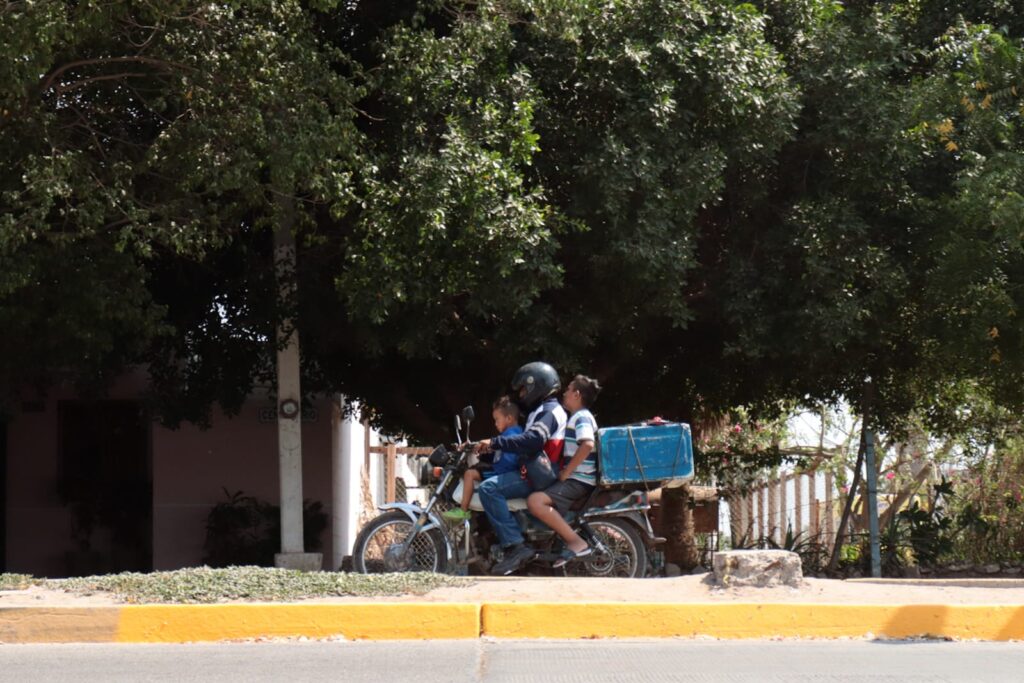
[564, 409, 598, 485]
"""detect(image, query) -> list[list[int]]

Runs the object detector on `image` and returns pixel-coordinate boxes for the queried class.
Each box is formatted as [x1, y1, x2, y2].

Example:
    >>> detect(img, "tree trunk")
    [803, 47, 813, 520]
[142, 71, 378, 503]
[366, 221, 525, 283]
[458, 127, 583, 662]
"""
[662, 485, 700, 569]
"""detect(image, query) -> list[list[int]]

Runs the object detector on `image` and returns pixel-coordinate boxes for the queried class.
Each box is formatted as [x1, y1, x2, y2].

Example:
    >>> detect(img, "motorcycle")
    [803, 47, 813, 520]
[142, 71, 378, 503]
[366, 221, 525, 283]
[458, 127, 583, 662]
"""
[352, 406, 663, 577]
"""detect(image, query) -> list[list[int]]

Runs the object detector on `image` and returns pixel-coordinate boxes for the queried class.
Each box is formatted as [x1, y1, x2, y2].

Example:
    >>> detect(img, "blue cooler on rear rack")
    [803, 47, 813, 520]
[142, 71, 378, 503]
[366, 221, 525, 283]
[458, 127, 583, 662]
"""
[596, 421, 694, 488]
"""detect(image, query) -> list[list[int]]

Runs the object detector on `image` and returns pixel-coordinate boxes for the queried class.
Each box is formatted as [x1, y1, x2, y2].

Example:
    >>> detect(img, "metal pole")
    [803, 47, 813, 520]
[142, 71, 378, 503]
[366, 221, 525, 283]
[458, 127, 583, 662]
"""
[827, 430, 865, 573]
[864, 426, 881, 577]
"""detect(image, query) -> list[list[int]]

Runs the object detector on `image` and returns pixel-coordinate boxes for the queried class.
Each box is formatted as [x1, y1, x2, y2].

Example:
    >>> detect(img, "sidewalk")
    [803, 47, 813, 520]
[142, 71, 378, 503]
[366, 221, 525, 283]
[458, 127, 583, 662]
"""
[3, 575, 1023, 643]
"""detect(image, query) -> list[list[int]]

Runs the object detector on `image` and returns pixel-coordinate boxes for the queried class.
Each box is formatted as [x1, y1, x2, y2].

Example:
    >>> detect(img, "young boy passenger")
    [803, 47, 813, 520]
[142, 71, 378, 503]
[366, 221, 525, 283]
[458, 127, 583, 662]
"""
[527, 375, 601, 568]
[443, 396, 522, 522]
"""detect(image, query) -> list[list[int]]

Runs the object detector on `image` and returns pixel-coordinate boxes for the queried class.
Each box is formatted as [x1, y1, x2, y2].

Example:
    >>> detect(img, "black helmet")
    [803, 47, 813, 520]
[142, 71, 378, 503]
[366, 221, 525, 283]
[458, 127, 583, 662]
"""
[510, 361, 561, 411]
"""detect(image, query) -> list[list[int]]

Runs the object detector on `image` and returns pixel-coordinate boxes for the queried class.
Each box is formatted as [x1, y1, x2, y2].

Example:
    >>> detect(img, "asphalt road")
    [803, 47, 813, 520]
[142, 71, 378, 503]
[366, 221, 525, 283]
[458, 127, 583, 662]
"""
[0, 639, 1020, 682]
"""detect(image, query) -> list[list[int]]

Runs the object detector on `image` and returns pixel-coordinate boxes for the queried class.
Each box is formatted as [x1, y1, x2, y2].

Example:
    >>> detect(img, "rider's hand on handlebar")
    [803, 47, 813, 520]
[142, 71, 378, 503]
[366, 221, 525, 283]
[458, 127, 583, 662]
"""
[472, 440, 493, 454]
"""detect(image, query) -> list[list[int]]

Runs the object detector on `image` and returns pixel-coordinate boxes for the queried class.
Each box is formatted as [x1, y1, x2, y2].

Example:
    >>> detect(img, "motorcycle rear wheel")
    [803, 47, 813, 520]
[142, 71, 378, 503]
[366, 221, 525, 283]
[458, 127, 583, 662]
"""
[352, 511, 448, 574]
[565, 517, 647, 578]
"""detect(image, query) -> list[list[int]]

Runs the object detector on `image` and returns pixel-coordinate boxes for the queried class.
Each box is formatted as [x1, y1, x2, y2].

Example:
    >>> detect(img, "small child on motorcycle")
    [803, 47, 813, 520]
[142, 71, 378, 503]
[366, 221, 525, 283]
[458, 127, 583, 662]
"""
[527, 374, 601, 568]
[442, 396, 522, 522]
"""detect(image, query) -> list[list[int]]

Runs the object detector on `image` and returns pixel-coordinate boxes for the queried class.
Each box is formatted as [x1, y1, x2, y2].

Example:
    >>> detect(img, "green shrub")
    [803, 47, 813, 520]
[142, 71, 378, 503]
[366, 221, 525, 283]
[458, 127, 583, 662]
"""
[203, 489, 328, 567]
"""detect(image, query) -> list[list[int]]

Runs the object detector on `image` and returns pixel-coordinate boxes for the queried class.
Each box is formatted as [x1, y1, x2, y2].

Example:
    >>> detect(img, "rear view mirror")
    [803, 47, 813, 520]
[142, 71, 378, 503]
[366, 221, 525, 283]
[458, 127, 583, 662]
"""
[461, 406, 475, 423]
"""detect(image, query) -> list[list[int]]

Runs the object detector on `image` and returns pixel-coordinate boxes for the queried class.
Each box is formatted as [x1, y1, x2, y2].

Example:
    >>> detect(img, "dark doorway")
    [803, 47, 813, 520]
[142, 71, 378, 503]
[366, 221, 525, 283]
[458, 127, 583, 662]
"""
[58, 401, 152, 576]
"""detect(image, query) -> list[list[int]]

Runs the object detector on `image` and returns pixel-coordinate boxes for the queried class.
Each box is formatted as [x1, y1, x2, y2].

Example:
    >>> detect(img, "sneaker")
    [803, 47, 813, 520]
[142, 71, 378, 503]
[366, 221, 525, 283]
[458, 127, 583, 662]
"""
[552, 544, 593, 569]
[491, 544, 537, 575]
[442, 508, 471, 522]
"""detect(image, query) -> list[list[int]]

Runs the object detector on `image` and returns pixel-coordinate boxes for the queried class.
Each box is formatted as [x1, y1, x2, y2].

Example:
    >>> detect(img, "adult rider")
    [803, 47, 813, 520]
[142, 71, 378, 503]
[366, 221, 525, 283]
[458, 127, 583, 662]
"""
[473, 361, 567, 575]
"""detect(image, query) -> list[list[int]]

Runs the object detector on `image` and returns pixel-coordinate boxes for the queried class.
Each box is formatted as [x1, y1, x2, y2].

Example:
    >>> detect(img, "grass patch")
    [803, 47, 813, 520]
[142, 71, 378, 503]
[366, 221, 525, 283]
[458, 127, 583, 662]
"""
[0, 573, 39, 590]
[50, 567, 468, 604]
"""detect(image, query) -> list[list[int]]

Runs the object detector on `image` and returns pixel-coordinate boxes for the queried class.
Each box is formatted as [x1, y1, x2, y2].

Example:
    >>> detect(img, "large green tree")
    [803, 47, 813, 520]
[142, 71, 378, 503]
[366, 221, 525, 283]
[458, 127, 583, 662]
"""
[3, 0, 1024, 448]
[0, 1, 361, 421]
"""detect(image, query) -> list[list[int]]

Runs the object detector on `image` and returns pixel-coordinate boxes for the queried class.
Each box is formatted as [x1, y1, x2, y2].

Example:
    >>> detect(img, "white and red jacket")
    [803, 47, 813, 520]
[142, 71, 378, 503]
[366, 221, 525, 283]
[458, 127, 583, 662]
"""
[488, 397, 567, 468]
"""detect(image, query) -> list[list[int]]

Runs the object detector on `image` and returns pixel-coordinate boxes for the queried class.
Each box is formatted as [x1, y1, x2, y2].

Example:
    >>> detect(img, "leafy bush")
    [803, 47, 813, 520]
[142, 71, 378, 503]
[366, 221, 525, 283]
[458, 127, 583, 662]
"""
[765, 527, 830, 575]
[946, 442, 1024, 566]
[203, 489, 328, 567]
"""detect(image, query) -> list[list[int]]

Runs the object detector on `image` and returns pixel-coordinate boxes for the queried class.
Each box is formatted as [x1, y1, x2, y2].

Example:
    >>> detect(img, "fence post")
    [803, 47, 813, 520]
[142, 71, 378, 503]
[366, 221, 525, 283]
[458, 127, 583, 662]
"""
[808, 470, 819, 539]
[385, 443, 397, 503]
[745, 493, 755, 542]
[767, 478, 778, 545]
[363, 419, 371, 471]
[794, 472, 803, 537]
[779, 474, 788, 539]
[757, 483, 767, 542]
[824, 471, 835, 543]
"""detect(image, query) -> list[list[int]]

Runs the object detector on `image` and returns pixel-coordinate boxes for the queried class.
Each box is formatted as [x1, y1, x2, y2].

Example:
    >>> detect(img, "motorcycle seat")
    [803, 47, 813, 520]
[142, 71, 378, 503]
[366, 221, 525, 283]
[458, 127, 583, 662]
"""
[452, 480, 529, 512]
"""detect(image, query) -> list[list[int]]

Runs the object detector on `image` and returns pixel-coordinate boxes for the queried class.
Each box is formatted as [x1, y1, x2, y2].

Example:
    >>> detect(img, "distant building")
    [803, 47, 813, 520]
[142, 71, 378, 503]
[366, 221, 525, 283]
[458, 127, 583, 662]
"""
[1, 370, 413, 577]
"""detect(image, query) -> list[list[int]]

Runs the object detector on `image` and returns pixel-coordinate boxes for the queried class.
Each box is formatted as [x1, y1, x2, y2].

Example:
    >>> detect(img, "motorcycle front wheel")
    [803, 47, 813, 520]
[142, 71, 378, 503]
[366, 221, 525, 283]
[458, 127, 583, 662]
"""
[565, 517, 647, 578]
[352, 510, 448, 574]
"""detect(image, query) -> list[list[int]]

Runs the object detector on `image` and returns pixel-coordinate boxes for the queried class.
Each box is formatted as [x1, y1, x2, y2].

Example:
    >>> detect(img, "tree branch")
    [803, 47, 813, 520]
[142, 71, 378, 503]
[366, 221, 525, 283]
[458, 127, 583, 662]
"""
[52, 72, 148, 97]
[40, 56, 193, 94]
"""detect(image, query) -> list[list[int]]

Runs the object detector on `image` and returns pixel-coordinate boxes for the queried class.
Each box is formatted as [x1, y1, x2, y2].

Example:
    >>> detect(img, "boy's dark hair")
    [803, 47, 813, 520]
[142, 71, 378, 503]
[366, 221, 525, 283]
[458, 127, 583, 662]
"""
[571, 375, 602, 408]
[492, 395, 520, 420]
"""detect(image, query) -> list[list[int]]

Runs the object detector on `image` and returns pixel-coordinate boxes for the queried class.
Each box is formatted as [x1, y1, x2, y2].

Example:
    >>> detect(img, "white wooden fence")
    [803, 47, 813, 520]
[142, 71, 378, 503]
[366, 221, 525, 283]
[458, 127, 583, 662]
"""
[729, 469, 837, 549]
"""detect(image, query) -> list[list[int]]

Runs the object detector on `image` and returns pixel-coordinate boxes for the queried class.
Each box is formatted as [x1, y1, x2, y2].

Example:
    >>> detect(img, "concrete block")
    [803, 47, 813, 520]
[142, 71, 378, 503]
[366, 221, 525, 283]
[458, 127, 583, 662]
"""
[274, 552, 323, 572]
[713, 550, 802, 588]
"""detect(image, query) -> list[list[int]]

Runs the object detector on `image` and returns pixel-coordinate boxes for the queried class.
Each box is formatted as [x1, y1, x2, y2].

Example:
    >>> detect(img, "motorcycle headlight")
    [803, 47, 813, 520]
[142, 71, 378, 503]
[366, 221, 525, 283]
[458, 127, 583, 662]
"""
[428, 445, 449, 467]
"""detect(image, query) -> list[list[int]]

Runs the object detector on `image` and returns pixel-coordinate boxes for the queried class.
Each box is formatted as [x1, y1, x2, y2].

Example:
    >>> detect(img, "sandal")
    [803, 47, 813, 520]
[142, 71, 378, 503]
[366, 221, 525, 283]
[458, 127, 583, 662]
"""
[552, 545, 592, 569]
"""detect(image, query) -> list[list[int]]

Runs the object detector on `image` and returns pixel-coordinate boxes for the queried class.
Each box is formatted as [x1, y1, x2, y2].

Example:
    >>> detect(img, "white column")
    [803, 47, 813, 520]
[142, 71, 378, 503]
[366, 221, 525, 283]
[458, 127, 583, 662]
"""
[272, 201, 319, 571]
[275, 219, 303, 555]
[332, 395, 361, 569]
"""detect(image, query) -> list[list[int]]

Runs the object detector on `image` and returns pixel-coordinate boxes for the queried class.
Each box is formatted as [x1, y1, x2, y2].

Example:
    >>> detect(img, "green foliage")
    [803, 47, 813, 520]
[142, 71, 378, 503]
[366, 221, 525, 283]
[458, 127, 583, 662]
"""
[947, 438, 1024, 564]
[695, 405, 793, 493]
[3, 0, 1024, 454]
[337, 6, 556, 351]
[202, 489, 328, 568]
[897, 500, 955, 567]
[52, 567, 464, 603]
[765, 527, 830, 575]
[867, 483, 957, 575]
[837, 543, 862, 570]
[0, 1, 361, 416]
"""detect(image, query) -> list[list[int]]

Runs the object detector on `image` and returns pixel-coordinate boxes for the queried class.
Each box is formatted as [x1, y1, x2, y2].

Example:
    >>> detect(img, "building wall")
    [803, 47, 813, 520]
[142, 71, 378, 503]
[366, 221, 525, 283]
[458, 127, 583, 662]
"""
[5, 374, 337, 576]
[5, 374, 150, 576]
[151, 391, 334, 571]
[5, 388, 70, 577]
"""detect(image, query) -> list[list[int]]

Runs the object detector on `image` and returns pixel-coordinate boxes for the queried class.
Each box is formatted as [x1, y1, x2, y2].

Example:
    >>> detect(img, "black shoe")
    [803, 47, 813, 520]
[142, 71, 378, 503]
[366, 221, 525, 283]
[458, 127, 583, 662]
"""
[491, 544, 537, 576]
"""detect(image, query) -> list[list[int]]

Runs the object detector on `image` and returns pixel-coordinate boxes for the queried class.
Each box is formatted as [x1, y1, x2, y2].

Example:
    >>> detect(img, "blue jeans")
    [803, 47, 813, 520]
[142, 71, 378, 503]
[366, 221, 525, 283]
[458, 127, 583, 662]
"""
[477, 470, 532, 548]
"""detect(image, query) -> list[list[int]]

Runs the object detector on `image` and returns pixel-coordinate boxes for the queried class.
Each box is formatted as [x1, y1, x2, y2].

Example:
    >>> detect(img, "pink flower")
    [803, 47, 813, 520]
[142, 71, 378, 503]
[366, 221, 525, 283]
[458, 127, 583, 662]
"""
[732, 424, 742, 433]
[885, 471, 895, 480]
[842, 485, 850, 493]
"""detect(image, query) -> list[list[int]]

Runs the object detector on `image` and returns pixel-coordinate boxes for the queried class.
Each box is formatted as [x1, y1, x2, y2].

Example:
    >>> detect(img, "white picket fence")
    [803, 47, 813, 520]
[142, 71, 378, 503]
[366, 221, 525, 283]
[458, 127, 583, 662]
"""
[729, 470, 837, 549]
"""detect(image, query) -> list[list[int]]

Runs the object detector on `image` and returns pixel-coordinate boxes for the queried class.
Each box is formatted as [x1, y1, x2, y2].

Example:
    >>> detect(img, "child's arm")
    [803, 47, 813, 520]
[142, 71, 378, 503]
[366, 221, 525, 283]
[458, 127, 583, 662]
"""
[559, 440, 593, 481]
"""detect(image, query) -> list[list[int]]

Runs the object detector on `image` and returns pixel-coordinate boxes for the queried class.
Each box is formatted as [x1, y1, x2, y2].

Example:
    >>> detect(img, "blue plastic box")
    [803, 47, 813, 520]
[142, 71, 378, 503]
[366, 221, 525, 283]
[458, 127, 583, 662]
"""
[596, 422, 694, 487]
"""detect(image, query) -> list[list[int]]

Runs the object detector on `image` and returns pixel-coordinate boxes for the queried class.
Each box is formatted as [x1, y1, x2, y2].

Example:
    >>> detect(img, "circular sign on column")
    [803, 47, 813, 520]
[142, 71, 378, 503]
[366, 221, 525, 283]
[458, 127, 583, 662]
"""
[279, 398, 300, 420]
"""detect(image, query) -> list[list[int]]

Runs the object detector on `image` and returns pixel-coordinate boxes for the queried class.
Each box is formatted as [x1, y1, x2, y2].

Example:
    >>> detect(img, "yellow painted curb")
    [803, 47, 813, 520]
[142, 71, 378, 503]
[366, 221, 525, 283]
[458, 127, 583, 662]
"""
[4, 603, 1024, 643]
[481, 603, 1024, 641]
[116, 603, 481, 642]
[0, 607, 120, 643]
